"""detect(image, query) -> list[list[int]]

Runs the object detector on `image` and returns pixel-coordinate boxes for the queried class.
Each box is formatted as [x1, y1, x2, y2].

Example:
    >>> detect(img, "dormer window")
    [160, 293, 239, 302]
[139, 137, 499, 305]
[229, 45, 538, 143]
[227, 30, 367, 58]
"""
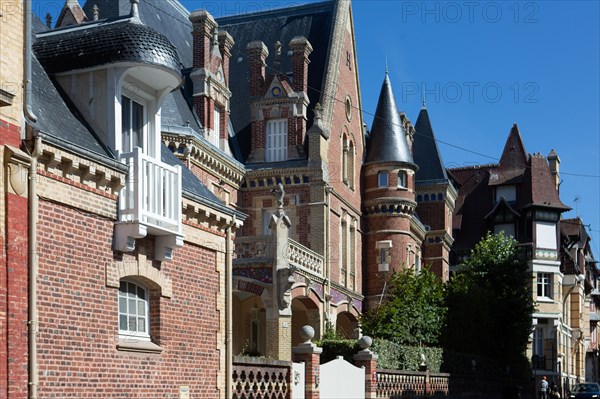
[266, 119, 288, 162]
[212, 107, 221, 148]
[378, 171, 389, 188]
[495, 185, 516, 203]
[121, 95, 145, 153]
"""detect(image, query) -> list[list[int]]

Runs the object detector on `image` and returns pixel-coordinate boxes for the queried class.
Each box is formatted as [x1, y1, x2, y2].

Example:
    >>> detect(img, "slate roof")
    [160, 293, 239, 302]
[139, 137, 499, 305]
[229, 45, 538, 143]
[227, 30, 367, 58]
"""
[413, 107, 449, 184]
[34, 17, 183, 76]
[365, 74, 415, 166]
[217, 1, 335, 162]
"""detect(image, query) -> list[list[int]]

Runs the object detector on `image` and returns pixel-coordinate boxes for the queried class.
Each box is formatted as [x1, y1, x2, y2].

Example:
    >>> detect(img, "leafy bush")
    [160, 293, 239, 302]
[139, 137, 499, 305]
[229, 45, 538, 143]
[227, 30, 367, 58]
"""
[317, 339, 361, 364]
[372, 339, 443, 373]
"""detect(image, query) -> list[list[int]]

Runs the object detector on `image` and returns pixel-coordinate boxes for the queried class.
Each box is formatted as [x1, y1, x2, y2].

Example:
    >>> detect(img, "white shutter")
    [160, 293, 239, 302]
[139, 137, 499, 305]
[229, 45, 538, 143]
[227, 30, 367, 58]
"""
[213, 108, 221, 148]
[266, 119, 287, 162]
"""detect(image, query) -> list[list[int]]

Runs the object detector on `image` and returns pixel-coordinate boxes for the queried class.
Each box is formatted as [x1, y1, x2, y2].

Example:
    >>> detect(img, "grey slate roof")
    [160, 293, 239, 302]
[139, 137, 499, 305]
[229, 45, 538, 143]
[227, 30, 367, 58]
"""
[34, 17, 183, 76]
[82, 0, 194, 67]
[365, 74, 415, 166]
[30, 55, 113, 159]
[217, 1, 335, 162]
[413, 107, 449, 183]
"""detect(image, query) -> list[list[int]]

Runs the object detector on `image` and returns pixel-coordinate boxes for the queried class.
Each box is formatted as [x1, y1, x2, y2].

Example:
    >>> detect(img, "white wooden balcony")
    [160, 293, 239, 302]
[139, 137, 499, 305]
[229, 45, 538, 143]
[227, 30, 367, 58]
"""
[114, 147, 183, 260]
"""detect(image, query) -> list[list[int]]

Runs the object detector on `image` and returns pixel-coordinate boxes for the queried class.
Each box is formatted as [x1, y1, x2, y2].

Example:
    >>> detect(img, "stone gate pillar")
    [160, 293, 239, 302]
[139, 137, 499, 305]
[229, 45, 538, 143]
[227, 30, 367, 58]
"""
[293, 326, 322, 399]
[353, 336, 378, 399]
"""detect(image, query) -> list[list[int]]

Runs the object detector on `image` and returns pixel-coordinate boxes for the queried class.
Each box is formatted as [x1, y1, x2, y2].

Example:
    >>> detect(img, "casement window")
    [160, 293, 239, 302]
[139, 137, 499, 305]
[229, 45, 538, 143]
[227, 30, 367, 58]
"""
[378, 171, 389, 188]
[121, 95, 145, 153]
[537, 273, 552, 299]
[342, 137, 355, 189]
[397, 171, 407, 189]
[118, 280, 150, 340]
[533, 327, 544, 355]
[212, 107, 221, 148]
[265, 119, 288, 162]
[263, 210, 272, 236]
[494, 223, 515, 238]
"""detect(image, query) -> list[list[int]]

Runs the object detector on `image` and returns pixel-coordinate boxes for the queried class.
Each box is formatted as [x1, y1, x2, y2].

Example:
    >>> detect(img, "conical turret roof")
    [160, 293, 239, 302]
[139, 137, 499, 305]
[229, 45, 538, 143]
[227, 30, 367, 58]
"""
[366, 74, 414, 165]
[413, 107, 448, 183]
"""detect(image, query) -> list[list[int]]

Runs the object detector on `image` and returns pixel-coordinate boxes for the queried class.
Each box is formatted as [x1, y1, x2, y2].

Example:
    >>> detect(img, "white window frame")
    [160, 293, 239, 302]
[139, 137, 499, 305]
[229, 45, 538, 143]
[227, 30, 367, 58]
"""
[118, 280, 150, 340]
[266, 119, 288, 162]
[537, 273, 552, 299]
[212, 107, 221, 148]
[121, 94, 148, 154]
[376, 240, 392, 272]
[397, 171, 407, 189]
[378, 171, 389, 188]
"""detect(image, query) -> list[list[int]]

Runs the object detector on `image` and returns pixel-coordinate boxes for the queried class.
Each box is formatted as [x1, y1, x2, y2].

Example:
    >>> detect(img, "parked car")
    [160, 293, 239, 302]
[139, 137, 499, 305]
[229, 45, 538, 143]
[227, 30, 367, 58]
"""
[569, 383, 600, 399]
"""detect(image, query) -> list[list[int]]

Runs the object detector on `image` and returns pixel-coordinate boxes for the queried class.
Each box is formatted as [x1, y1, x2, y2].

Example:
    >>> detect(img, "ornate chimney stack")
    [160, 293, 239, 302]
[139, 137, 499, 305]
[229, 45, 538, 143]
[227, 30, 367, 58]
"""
[289, 36, 313, 93]
[189, 11, 218, 70]
[247, 41, 269, 97]
[547, 149, 561, 191]
[218, 30, 234, 85]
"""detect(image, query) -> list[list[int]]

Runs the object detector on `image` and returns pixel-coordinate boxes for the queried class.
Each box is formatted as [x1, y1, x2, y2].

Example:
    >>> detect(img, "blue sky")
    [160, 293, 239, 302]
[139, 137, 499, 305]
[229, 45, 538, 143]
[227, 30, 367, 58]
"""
[35, 0, 600, 254]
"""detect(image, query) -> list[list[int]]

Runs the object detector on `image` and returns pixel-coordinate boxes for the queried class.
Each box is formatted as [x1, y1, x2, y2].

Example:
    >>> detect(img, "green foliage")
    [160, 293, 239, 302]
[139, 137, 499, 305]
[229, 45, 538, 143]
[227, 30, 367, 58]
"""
[443, 232, 534, 376]
[317, 339, 361, 364]
[321, 321, 344, 340]
[360, 268, 446, 346]
[372, 339, 443, 372]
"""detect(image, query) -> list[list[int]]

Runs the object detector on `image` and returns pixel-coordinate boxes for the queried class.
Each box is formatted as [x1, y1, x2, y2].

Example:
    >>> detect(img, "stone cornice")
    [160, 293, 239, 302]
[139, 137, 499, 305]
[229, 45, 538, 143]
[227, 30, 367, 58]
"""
[162, 132, 245, 186]
[37, 142, 125, 195]
[182, 196, 243, 233]
[329, 281, 364, 301]
[363, 198, 417, 216]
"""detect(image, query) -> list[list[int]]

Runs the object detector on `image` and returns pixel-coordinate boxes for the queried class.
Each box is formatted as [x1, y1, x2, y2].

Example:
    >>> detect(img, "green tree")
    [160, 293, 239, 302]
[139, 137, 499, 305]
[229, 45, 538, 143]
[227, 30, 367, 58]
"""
[444, 232, 534, 371]
[361, 267, 446, 346]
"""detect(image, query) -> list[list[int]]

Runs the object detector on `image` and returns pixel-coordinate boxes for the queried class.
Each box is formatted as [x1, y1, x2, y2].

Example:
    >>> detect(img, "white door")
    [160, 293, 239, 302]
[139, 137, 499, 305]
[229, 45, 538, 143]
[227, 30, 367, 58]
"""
[320, 356, 365, 399]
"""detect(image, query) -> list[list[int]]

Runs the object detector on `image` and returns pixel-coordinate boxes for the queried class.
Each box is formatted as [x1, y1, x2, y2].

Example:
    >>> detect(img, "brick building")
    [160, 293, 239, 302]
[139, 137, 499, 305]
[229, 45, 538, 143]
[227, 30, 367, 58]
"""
[10, 0, 594, 397]
[448, 124, 597, 393]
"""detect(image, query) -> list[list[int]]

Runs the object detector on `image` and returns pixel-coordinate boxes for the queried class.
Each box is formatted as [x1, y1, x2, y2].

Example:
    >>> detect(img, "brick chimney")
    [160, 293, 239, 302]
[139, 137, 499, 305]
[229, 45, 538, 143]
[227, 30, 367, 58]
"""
[547, 149, 561, 191]
[247, 41, 269, 97]
[218, 30, 234, 86]
[189, 10, 218, 70]
[289, 36, 313, 93]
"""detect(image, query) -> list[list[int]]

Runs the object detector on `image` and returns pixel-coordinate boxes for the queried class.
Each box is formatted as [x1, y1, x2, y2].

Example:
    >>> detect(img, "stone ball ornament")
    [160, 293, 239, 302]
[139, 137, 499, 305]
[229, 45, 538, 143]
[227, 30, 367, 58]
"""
[300, 325, 315, 343]
[358, 335, 372, 350]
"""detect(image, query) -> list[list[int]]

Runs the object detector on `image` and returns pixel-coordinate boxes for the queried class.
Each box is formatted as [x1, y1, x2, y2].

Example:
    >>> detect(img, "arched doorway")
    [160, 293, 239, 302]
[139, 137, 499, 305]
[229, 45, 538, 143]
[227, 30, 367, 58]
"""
[336, 311, 358, 339]
[291, 296, 321, 347]
[232, 291, 266, 356]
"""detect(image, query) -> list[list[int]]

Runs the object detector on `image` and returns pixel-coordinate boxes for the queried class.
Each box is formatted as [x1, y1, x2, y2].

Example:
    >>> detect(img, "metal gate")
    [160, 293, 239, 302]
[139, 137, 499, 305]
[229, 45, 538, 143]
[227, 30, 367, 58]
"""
[320, 356, 365, 399]
[292, 362, 305, 399]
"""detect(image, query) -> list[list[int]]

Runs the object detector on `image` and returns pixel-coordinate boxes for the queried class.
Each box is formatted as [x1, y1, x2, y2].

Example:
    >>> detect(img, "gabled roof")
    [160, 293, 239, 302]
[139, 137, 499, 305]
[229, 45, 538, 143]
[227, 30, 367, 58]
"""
[413, 107, 448, 183]
[217, 1, 335, 161]
[365, 73, 415, 166]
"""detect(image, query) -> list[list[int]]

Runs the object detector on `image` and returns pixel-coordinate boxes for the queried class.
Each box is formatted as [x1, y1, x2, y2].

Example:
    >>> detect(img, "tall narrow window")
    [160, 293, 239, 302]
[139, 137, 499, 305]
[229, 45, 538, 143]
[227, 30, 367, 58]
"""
[378, 171, 388, 188]
[398, 171, 407, 189]
[342, 136, 349, 184]
[213, 107, 221, 148]
[266, 119, 288, 162]
[121, 96, 144, 153]
[341, 219, 348, 286]
[263, 210, 272, 236]
[349, 225, 356, 290]
[348, 141, 355, 189]
[250, 307, 260, 354]
[533, 327, 544, 356]
[118, 280, 149, 339]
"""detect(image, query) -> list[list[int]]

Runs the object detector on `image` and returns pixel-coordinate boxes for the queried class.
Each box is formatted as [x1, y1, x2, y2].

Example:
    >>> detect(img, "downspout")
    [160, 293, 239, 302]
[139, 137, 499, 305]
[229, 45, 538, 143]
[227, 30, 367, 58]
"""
[28, 134, 41, 399]
[24, 0, 37, 124]
[24, 1, 39, 398]
[225, 216, 236, 399]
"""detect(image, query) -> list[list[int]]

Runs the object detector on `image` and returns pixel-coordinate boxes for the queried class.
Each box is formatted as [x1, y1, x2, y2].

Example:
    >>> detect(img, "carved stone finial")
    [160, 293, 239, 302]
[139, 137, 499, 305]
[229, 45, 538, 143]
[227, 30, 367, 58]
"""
[314, 103, 323, 121]
[45, 13, 52, 28]
[130, 0, 140, 20]
[92, 4, 99, 21]
[274, 41, 282, 67]
[272, 182, 285, 209]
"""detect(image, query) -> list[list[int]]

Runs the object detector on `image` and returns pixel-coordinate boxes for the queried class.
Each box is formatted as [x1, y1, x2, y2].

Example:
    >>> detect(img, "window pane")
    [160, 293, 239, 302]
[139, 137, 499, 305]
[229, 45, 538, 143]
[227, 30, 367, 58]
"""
[119, 297, 127, 312]
[121, 96, 131, 152]
[129, 299, 136, 314]
[132, 100, 143, 150]
[127, 282, 135, 296]
[128, 316, 136, 332]
[138, 317, 146, 333]
[119, 315, 128, 331]
[137, 301, 145, 315]
[137, 285, 145, 300]
[378, 171, 388, 187]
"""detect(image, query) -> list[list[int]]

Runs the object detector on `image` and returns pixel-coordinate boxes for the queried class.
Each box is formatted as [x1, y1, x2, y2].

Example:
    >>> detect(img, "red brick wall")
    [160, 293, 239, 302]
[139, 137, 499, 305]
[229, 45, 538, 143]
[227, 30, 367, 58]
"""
[36, 199, 222, 398]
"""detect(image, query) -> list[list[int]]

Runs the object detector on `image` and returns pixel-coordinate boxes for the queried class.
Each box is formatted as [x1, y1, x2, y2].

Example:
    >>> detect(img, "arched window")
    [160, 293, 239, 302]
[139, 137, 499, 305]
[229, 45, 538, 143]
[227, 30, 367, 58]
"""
[118, 280, 150, 339]
[347, 141, 355, 189]
[378, 171, 389, 188]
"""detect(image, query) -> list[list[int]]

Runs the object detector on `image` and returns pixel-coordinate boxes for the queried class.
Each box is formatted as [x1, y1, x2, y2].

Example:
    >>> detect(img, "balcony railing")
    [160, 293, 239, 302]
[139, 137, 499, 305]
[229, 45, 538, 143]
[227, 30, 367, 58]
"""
[114, 147, 183, 260]
[233, 236, 324, 278]
[119, 147, 182, 234]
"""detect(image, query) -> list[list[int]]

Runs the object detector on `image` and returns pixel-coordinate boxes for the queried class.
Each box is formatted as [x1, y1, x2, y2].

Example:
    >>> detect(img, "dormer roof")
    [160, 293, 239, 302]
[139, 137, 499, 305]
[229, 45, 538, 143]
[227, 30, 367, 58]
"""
[413, 107, 449, 184]
[33, 17, 183, 79]
[365, 74, 415, 166]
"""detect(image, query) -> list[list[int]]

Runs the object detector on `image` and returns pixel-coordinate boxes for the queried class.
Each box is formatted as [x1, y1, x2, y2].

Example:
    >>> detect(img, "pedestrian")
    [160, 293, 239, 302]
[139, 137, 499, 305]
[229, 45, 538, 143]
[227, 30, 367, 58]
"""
[549, 381, 560, 398]
[540, 376, 549, 399]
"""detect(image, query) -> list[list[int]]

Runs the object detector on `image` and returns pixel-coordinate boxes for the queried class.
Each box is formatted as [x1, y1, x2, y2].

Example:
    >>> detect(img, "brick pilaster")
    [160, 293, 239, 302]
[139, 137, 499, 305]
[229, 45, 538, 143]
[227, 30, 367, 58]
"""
[189, 10, 218, 70]
[293, 342, 322, 399]
[247, 41, 269, 98]
[289, 36, 313, 93]
[354, 346, 378, 399]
